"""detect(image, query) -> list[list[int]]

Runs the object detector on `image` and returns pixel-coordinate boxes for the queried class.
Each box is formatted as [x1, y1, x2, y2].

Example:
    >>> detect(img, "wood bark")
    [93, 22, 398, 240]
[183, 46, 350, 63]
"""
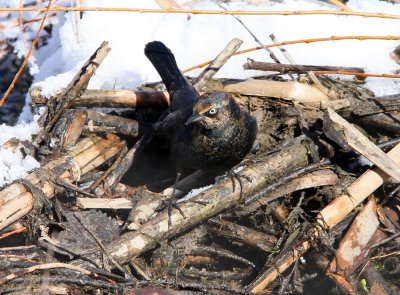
[243, 60, 364, 74]
[208, 219, 278, 252]
[30, 87, 169, 109]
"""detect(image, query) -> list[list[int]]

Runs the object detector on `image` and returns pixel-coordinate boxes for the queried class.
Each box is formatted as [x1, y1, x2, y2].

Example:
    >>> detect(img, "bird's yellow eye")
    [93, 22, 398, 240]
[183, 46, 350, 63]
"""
[207, 108, 218, 116]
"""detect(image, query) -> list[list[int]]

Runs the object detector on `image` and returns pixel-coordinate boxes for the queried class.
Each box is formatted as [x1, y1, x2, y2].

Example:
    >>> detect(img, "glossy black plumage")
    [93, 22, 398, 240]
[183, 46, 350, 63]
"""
[145, 41, 257, 175]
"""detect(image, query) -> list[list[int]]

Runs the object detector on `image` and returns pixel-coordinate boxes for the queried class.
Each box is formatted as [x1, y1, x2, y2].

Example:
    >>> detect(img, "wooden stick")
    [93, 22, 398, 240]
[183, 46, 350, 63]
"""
[30, 87, 169, 108]
[77, 197, 132, 209]
[0, 134, 125, 230]
[313, 70, 400, 79]
[194, 38, 243, 91]
[60, 110, 87, 151]
[106, 142, 309, 265]
[243, 61, 364, 74]
[237, 169, 339, 216]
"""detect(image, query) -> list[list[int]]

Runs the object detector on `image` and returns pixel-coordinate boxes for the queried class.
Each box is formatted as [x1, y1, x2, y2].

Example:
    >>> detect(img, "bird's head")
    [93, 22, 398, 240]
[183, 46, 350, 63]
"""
[185, 91, 240, 130]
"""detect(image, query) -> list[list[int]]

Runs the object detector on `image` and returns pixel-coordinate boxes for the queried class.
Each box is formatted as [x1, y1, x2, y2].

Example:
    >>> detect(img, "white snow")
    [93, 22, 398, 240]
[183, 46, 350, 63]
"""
[0, 114, 41, 187]
[0, 0, 399, 185]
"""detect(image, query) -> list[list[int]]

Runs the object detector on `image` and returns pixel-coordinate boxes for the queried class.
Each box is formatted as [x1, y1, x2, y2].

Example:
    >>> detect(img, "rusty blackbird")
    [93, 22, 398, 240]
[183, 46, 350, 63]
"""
[145, 41, 257, 177]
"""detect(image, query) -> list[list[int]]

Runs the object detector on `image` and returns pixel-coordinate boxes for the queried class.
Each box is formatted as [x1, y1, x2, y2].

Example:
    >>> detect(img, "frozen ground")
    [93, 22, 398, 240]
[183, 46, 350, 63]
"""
[0, 0, 399, 186]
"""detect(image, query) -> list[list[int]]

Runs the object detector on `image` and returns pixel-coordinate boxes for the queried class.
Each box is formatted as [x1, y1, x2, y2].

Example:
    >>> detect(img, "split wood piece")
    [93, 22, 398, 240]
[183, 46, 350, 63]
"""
[84, 110, 139, 137]
[268, 169, 338, 199]
[0, 133, 125, 230]
[237, 169, 339, 217]
[30, 87, 169, 109]
[76, 183, 136, 210]
[77, 197, 131, 210]
[243, 61, 364, 75]
[60, 110, 87, 151]
[34, 41, 111, 146]
[193, 38, 243, 91]
[249, 142, 400, 293]
[208, 219, 278, 252]
[324, 108, 400, 182]
[206, 79, 331, 106]
[105, 142, 309, 265]
[327, 197, 379, 293]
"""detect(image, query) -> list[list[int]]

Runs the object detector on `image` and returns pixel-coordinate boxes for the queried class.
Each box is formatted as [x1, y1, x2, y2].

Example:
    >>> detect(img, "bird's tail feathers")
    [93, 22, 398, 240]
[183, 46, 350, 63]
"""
[145, 41, 190, 94]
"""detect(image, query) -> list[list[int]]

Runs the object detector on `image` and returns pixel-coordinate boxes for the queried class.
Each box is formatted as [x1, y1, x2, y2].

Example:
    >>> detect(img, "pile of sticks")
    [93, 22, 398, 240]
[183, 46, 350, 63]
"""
[0, 39, 399, 294]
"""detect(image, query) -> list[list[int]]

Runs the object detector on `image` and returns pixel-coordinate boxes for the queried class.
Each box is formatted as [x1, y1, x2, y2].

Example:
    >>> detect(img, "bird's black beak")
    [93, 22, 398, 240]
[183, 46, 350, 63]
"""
[186, 112, 204, 126]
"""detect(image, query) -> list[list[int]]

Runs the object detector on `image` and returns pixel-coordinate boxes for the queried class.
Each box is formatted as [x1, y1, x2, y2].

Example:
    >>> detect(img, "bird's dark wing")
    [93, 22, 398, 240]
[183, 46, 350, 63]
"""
[153, 107, 191, 137]
[144, 41, 198, 111]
